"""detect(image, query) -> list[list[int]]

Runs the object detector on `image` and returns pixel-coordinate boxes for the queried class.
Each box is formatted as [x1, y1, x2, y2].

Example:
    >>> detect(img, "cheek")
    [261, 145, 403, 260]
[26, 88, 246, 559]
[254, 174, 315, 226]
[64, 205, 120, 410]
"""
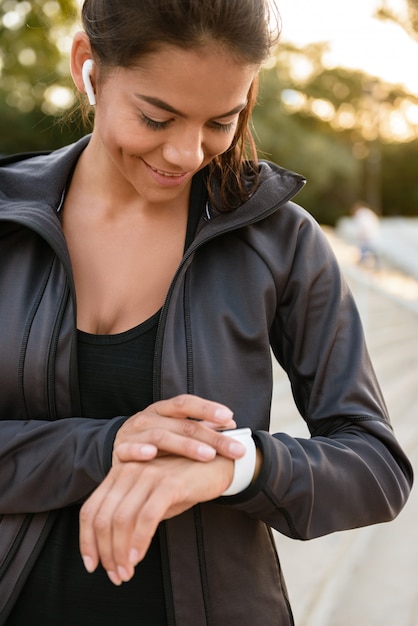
[204, 133, 236, 160]
[108, 126, 160, 158]
[96, 109, 157, 155]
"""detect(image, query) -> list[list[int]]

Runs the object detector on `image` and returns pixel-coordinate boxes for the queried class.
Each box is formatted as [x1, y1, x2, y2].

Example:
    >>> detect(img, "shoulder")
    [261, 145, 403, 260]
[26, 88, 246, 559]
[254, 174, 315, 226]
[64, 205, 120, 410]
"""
[0, 136, 90, 209]
[0, 135, 90, 175]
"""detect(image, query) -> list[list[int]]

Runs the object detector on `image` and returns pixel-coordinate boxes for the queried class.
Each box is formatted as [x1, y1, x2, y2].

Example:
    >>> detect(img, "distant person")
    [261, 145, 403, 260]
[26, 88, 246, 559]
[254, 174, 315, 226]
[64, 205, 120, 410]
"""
[0, 1, 412, 625]
[352, 201, 381, 269]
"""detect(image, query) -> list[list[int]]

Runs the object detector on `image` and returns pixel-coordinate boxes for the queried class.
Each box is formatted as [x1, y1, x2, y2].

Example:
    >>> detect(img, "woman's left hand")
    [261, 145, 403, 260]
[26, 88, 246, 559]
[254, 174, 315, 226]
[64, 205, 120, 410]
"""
[79, 453, 234, 586]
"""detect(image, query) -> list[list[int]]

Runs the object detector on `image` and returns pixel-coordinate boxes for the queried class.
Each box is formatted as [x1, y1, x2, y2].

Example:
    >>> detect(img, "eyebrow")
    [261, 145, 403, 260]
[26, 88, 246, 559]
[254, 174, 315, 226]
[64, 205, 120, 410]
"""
[135, 94, 247, 119]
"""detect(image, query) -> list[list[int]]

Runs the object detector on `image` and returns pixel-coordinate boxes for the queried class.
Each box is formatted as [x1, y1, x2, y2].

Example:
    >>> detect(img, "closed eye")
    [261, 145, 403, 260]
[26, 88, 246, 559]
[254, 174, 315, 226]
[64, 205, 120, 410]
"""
[140, 112, 171, 130]
[209, 120, 236, 133]
[139, 111, 236, 134]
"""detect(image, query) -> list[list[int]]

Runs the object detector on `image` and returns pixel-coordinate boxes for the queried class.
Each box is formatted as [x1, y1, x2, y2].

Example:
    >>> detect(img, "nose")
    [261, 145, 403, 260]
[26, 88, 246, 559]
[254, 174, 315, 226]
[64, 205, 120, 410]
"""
[162, 128, 205, 172]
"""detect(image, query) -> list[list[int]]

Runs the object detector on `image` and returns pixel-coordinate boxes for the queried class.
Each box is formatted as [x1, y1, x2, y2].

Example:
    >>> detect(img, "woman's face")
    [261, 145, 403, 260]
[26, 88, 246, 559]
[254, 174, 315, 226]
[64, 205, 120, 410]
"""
[89, 45, 258, 205]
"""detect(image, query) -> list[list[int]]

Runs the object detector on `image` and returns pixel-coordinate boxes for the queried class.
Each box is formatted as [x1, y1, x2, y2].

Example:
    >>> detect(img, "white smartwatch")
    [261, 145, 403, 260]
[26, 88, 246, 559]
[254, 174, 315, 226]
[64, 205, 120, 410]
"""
[221, 428, 257, 496]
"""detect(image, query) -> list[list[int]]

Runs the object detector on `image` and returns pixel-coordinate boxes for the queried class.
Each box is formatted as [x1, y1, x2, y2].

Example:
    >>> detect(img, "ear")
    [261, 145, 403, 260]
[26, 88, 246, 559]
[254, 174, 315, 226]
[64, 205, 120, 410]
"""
[71, 32, 96, 104]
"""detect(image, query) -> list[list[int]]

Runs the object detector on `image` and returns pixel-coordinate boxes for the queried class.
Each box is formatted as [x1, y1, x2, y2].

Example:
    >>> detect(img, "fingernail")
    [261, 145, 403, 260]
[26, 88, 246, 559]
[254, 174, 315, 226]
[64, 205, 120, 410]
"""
[107, 570, 122, 586]
[229, 442, 246, 456]
[82, 555, 94, 573]
[117, 566, 131, 582]
[129, 548, 140, 566]
[139, 444, 158, 458]
[214, 408, 233, 422]
[197, 444, 216, 460]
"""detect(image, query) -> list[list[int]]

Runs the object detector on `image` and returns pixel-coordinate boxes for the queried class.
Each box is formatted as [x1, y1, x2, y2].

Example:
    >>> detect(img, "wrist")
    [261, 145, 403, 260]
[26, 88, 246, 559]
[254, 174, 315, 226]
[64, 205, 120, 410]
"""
[220, 428, 257, 496]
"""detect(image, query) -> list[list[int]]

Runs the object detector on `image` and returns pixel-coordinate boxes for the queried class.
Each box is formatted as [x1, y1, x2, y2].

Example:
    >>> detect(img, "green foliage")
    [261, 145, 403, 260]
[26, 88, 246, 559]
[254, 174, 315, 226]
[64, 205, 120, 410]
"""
[0, 94, 84, 153]
[252, 42, 418, 224]
[376, 0, 418, 41]
[253, 59, 361, 225]
[381, 141, 418, 216]
[0, 0, 84, 153]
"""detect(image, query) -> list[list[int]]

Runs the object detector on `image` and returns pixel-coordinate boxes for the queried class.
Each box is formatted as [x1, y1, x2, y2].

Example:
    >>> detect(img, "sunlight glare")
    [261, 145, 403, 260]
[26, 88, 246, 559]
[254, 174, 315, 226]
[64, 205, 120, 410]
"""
[278, 0, 418, 96]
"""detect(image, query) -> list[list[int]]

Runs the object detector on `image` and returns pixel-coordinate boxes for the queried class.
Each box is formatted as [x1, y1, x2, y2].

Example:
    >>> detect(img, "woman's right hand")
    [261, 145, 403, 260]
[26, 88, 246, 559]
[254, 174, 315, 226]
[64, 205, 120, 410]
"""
[112, 394, 246, 465]
[80, 451, 235, 584]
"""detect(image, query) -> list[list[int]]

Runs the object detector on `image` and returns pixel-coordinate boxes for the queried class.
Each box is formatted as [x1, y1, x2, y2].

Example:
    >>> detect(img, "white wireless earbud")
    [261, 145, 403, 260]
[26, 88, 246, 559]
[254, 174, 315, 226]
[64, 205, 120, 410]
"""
[82, 59, 96, 106]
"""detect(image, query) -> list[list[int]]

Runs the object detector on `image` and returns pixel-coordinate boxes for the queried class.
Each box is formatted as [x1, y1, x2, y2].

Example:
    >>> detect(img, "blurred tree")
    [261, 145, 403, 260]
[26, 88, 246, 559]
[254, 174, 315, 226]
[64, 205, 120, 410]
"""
[380, 140, 418, 216]
[253, 42, 418, 224]
[0, 0, 83, 153]
[253, 55, 360, 225]
[376, 0, 418, 39]
[410, 0, 418, 31]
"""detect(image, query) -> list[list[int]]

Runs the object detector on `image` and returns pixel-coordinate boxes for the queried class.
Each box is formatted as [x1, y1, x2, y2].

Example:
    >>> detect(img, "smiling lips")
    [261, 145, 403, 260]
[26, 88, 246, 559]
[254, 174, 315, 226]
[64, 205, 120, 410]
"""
[144, 160, 190, 187]
[153, 167, 185, 178]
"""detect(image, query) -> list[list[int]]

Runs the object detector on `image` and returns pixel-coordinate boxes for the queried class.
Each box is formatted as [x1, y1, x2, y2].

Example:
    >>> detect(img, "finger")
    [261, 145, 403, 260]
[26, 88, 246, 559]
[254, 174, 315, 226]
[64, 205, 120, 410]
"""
[111, 476, 165, 580]
[127, 482, 177, 571]
[118, 456, 235, 578]
[127, 457, 231, 568]
[200, 418, 237, 431]
[115, 442, 158, 462]
[80, 467, 138, 584]
[116, 422, 245, 462]
[79, 477, 117, 575]
[176, 419, 246, 459]
[116, 437, 217, 463]
[151, 394, 234, 426]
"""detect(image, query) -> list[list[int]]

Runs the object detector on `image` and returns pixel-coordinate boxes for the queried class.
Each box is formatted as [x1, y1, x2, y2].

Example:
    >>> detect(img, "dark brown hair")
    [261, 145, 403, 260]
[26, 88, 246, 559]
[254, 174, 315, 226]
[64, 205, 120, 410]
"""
[81, 0, 280, 210]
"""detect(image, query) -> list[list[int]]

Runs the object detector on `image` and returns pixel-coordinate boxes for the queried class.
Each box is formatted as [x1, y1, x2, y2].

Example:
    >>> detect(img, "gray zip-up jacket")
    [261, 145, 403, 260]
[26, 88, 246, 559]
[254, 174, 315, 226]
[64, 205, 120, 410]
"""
[0, 137, 413, 625]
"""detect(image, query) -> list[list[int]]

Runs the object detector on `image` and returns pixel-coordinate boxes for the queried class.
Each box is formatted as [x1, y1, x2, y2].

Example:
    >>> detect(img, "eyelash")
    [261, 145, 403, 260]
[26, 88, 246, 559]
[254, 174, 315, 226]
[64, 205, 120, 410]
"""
[140, 113, 235, 134]
[140, 114, 169, 131]
[211, 121, 235, 134]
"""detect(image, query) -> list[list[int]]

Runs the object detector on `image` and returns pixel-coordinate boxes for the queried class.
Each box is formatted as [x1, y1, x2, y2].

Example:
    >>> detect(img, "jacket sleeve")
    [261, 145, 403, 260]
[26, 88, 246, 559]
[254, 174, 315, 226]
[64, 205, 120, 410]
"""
[220, 205, 413, 538]
[0, 416, 126, 514]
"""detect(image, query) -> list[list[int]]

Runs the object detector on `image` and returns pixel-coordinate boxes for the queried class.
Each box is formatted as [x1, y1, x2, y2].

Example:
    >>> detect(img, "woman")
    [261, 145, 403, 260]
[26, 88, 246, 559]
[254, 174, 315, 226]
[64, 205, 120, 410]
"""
[0, 1, 412, 624]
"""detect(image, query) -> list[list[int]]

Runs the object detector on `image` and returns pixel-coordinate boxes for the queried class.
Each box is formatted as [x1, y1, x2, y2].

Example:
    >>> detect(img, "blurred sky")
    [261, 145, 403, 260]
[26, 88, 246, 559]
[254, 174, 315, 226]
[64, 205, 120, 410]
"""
[277, 0, 418, 95]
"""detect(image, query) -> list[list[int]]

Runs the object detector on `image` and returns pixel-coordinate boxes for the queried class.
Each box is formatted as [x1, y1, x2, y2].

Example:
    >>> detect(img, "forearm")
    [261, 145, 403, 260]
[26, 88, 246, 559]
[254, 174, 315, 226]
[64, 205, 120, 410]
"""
[0, 394, 244, 514]
[0, 417, 124, 513]
[220, 422, 413, 539]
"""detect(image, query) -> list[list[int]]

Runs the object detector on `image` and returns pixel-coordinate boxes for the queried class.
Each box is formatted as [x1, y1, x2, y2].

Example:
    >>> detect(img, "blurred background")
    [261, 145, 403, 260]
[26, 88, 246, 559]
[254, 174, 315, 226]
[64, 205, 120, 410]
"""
[1, 0, 418, 226]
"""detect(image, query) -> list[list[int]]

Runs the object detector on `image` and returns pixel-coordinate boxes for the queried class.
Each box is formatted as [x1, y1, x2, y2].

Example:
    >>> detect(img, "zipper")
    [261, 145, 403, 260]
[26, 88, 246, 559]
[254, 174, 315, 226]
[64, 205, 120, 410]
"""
[0, 512, 57, 622]
[183, 261, 211, 624]
[160, 524, 176, 626]
[13, 227, 78, 422]
[193, 506, 211, 625]
[183, 269, 194, 396]
[17, 271, 51, 420]
[0, 515, 33, 581]
[46, 275, 71, 420]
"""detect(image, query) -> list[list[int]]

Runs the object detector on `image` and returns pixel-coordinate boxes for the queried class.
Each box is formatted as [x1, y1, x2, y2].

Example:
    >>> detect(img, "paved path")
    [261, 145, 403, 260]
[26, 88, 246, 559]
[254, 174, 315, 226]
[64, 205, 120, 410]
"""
[337, 216, 418, 283]
[379, 218, 418, 282]
[271, 227, 418, 626]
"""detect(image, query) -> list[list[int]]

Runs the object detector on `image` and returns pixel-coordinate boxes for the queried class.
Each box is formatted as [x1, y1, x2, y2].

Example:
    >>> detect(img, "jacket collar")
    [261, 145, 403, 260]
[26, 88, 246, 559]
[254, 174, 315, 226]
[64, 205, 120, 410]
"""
[0, 135, 305, 232]
[0, 135, 90, 213]
[203, 160, 305, 228]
